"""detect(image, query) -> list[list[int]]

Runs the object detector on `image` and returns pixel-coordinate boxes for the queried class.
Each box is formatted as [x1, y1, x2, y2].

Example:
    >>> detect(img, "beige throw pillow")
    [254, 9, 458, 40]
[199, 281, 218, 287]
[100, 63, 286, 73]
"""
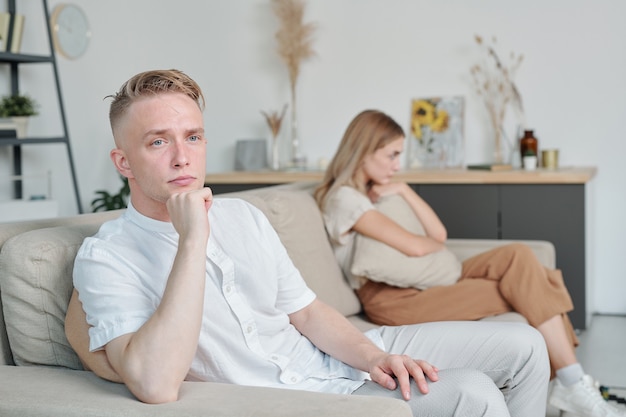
[0, 224, 99, 369]
[350, 194, 461, 290]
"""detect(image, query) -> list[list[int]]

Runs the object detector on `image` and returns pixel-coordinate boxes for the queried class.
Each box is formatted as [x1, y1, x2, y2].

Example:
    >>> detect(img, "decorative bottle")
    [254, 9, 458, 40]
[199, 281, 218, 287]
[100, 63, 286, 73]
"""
[520, 130, 538, 170]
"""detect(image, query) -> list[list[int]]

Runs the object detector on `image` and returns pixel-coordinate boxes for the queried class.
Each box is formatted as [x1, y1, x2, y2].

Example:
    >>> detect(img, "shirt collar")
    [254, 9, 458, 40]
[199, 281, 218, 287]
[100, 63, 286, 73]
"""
[125, 199, 177, 234]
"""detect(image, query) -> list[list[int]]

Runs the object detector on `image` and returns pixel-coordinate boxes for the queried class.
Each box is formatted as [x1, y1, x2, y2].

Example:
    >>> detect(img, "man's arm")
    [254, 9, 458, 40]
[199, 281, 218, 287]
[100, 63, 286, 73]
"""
[102, 189, 212, 404]
[289, 299, 439, 401]
[65, 289, 122, 383]
[70, 189, 212, 404]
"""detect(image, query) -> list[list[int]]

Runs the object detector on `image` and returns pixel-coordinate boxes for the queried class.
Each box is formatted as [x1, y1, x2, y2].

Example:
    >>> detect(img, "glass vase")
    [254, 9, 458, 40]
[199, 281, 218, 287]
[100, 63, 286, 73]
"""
[269, 135, 280, 171]
[289, 98, 306, 170]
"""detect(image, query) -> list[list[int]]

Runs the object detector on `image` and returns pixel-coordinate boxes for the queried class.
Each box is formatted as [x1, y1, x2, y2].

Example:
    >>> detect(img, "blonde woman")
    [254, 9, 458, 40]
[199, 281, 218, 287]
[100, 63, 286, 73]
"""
[315, 109, 624, 417]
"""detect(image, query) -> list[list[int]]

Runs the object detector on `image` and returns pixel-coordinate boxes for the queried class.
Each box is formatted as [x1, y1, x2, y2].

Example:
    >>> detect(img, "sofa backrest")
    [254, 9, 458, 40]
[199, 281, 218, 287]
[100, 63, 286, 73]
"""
[226, 183, 361, 317]
[0, 183, 361, 368]
[0, 210, 125, 366]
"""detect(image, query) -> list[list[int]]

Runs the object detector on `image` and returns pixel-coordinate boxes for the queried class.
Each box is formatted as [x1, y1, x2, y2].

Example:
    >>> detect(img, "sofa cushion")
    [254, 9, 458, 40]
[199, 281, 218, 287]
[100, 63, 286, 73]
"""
[237, 189, 361, 317]
[0, 366, 412, 417]
[0, 224, 99, 369]
[351, 195, 461, 290]
[0, 210, 124, 367]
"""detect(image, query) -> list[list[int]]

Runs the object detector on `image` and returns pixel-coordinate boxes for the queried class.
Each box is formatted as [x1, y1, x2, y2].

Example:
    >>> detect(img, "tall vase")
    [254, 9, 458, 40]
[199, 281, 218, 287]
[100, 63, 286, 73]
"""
[270, 135, 280, 171]
[289, 90, 306, 169]
[492, 121, 504, 164]
[493, 122, 522, 165]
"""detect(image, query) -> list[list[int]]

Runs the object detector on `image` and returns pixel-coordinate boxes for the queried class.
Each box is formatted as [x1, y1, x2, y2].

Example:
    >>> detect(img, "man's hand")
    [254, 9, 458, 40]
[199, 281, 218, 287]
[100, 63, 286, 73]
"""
[289, 299, 439, 402]
[166, 187, 213, 241]
[368, 352, 439, 400]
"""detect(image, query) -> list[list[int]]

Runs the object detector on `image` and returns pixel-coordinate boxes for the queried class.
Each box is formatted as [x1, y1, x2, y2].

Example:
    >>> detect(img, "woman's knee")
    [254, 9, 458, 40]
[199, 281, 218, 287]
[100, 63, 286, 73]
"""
[504, 242, 536, 261]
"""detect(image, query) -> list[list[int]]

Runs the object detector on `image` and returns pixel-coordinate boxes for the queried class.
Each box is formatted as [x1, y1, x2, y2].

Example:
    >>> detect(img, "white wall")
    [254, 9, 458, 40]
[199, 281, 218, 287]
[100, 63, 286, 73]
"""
[2, 0, 625, 315]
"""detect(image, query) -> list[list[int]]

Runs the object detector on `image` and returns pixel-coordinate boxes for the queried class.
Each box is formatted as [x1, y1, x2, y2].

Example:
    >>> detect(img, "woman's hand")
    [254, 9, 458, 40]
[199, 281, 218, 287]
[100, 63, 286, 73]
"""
[364, 181, 448, 246]
[368, 182, 411, 203]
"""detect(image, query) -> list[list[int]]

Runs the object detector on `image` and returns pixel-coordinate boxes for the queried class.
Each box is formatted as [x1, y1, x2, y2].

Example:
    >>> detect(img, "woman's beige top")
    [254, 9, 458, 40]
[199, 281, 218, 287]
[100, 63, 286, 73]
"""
[322, 186, 374, 290]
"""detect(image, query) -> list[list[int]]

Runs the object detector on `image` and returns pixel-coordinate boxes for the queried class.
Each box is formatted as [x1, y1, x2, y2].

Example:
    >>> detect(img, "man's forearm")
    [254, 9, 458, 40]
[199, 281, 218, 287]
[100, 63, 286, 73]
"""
[290, 299, 384, 373]
[105, 237, 207, 404]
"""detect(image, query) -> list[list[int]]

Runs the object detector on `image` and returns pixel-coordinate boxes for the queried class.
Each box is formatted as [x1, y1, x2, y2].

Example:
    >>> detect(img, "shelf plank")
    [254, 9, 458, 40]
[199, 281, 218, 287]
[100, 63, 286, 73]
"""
[0, 52, 54, 63]
[204, 166, 597, 186]
[0, 136, 69, 145]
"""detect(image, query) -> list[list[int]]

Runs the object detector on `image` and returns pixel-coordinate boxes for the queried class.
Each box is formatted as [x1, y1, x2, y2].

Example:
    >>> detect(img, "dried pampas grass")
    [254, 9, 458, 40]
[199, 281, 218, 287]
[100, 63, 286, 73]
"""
[261, 104, 288, 138]
[271, 0, 317, 165]
[272, 0, 317, 97]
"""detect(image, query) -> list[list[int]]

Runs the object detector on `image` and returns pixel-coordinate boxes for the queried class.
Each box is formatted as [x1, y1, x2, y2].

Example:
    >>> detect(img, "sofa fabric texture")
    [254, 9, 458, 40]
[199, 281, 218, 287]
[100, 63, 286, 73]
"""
[2, 224, 100, 369]
[0, 182, 554, 416]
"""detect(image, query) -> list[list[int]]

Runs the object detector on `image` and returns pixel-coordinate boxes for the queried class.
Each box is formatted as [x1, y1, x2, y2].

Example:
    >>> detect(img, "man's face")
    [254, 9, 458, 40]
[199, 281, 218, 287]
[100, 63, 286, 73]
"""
[111, 92, 206, 218]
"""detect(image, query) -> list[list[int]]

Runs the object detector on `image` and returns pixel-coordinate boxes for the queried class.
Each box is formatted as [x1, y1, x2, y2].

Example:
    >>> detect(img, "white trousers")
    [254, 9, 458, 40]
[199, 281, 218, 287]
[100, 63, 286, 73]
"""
[352, 321, 549, 417]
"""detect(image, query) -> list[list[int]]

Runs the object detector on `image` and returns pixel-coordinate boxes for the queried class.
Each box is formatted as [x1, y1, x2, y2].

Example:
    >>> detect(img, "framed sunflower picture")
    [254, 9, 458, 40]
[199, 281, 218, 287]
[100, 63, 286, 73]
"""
[408, 96, 464, 169]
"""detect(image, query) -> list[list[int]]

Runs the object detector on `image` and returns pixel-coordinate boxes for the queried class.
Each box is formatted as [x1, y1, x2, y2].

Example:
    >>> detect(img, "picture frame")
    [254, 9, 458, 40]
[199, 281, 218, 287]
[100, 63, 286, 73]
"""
[407, 96, 464, 169]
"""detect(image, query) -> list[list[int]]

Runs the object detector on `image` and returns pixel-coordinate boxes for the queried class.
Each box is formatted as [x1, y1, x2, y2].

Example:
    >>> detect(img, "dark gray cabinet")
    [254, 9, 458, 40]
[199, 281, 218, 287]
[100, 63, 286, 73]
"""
[415, 184, 587, 330]
[417, 185, 500, 239]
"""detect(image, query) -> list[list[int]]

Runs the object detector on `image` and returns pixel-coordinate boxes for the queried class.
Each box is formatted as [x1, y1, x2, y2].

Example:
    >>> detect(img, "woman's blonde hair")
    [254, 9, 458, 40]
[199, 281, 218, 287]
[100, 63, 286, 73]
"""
[313, 109, 404, 209]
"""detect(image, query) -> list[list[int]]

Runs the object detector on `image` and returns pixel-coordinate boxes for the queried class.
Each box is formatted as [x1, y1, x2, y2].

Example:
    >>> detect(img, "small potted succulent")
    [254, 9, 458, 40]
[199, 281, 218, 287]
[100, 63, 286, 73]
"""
[522, 149, 538, 171]
[0, 94, 39, 138]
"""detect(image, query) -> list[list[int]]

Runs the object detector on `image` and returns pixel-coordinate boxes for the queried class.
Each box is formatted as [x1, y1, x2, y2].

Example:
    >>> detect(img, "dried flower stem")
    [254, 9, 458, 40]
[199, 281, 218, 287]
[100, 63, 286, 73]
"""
[471, 35, 524, 162]
[261, 104, 288, 138]
[272, 0, 317, 97]
[271, 0, 316, 163]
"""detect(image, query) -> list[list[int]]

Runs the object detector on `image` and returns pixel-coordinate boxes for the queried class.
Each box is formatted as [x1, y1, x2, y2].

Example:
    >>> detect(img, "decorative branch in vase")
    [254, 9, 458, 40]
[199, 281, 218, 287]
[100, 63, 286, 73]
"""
[271, 0, 317, 169]
[261, 104, 288, 171]
[470, 35, 525, 164]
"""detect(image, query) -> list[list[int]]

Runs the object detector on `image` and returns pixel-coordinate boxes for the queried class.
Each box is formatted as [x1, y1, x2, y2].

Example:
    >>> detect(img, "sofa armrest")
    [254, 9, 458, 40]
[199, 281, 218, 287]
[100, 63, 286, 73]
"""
[0, 366, 411, 417]
[446, 239, 556, 269]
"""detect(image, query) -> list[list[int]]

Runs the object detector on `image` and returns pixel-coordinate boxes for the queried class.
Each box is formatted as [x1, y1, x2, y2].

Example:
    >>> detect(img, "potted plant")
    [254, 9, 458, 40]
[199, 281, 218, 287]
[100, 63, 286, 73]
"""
[0, 94, 39, 138]
[91, 175, 130, 212]
[522, 149, 537, 171]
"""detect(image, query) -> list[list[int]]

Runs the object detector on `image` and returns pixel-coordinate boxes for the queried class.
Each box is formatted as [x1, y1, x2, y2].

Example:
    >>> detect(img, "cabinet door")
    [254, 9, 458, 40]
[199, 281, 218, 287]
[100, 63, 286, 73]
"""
[500, 184, 586, 329]
[415, 185, 500, 239]
[208, 183, 276, 194]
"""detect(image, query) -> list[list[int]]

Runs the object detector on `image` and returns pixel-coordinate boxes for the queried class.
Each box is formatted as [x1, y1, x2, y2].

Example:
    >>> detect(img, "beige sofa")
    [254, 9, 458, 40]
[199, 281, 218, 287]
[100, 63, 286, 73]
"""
[0, 182, 556, 417]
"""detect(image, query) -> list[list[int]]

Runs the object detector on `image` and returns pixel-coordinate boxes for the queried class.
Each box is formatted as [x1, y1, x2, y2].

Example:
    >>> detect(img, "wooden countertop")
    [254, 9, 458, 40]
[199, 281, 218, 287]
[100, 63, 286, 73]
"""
[205, 166, 597, 185]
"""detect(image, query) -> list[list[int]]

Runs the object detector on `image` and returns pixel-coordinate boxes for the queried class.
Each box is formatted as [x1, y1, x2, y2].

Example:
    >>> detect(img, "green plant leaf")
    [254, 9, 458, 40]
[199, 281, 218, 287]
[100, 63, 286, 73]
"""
[0, 94, 39, 117]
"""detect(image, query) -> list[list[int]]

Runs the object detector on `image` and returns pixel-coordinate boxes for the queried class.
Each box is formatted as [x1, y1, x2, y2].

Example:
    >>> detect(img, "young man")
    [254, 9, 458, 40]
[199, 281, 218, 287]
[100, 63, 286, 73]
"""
[66, 69, 550, 416]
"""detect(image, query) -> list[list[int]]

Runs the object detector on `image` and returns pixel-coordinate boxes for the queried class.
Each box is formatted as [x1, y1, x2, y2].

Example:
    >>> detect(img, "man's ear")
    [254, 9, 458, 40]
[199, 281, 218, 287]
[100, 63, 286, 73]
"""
[110, 148, 133, 179]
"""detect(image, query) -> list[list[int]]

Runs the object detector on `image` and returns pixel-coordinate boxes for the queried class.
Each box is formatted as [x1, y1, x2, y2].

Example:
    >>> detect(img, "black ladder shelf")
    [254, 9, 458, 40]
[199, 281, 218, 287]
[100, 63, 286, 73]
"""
[0, 0, 82, 213]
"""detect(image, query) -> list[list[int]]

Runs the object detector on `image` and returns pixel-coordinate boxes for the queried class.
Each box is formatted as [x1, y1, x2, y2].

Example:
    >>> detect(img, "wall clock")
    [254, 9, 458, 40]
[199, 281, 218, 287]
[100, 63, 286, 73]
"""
[50, 3, 91, 59]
